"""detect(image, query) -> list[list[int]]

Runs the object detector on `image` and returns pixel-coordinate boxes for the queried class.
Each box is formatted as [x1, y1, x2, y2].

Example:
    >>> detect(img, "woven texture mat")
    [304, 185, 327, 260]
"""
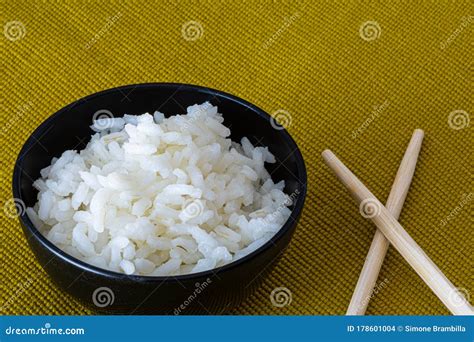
[1, 0, 472, 315]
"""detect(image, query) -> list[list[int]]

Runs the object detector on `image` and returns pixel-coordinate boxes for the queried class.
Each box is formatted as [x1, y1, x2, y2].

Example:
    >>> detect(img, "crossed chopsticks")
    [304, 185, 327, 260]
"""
[322, 130, 473, 315]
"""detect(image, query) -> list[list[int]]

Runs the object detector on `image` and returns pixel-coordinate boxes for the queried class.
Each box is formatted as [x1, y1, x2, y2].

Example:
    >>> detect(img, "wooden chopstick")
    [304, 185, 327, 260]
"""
[346, 129, 424, 315]
[322, 149, 474, 315]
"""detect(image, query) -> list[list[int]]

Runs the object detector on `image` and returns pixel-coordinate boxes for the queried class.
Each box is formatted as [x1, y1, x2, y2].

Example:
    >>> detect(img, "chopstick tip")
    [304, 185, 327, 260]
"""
[413, 128, 424, 137]
[321, 149, 334, 160]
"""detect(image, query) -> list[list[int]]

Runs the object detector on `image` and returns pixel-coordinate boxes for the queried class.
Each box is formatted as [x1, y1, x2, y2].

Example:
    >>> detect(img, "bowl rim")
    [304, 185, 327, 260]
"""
[12, 82, 307, 283]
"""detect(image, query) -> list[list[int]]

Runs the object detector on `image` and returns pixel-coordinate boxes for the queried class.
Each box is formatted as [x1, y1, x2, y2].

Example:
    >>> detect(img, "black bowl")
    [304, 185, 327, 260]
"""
[12, 83, 307, 314]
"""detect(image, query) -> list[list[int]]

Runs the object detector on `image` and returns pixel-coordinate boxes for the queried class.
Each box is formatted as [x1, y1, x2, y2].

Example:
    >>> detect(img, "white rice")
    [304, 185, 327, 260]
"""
[27, 102, 292, 276]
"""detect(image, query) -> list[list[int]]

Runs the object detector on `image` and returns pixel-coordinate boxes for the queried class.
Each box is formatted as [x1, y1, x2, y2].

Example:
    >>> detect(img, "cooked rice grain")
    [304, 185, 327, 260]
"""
[28, 102, 292, 276]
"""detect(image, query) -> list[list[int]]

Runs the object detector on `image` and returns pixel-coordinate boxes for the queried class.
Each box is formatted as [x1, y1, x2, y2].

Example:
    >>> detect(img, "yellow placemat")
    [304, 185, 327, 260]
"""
[1, 0, 472, 315]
